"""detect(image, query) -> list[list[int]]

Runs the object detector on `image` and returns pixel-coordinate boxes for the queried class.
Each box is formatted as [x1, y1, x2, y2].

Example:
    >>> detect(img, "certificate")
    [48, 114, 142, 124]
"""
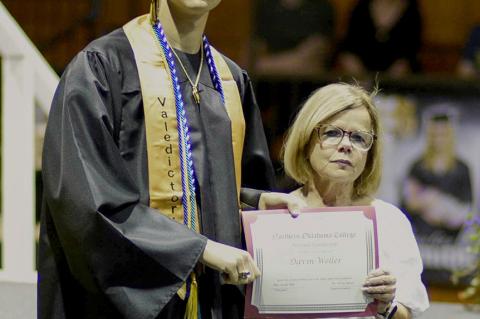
[242, 206, 379, 318]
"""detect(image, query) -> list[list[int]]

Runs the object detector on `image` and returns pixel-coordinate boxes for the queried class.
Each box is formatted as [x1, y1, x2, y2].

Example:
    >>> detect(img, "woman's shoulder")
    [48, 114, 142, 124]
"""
[371, 198, 410, 223]
[372, 199, 416, 240]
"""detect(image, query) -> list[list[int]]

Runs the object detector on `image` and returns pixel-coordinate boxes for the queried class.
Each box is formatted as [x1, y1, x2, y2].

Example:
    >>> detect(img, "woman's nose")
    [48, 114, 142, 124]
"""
[337, 134, 352, 153]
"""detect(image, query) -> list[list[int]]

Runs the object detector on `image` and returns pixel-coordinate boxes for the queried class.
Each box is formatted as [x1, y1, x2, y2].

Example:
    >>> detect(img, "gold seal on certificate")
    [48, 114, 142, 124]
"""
[242, 207, 379, 318]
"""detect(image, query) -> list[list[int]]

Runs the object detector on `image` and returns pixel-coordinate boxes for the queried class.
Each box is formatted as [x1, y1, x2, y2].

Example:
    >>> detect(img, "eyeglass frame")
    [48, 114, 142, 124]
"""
[314, 124, 377, 151]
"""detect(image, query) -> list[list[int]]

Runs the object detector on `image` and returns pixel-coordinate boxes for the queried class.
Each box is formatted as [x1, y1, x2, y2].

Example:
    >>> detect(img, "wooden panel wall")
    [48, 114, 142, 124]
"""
[2, 0, 149, 72]
[2, 0, 93, 72]
[2, 0, 480, 73]
[417, 0, 480, 72]
[206, 0, 253, 68]
[1, 0, 251, 72]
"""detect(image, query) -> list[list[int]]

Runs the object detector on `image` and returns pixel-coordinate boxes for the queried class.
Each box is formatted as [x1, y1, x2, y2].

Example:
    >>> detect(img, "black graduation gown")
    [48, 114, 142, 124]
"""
[38, 28, 275, 319]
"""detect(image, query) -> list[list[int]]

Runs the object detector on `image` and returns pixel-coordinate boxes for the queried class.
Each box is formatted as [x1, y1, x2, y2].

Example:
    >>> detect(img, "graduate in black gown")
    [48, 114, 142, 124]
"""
[38, 1, 305, 318]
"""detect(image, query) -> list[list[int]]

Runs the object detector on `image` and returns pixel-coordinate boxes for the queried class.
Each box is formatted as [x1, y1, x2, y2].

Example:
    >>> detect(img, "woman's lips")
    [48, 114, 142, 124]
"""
[331, 159, 352, 166]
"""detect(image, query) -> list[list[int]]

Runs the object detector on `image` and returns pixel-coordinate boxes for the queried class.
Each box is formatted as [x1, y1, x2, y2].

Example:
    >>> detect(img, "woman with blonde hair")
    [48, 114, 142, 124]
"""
[283, 83, 429, 319]
[401, 108, 473, 282]
[404, 110, 472, 233]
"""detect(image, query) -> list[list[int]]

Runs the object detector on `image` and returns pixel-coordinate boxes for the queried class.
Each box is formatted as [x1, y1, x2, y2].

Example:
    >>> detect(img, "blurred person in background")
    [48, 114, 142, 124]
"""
[337, 0, 422, 77]
[283, 83, 429, 319]
[253, 0, 335, 76]
[457, 25, 480, 78]
[401, 108, 473, 241]
[400, 107, 473, 283]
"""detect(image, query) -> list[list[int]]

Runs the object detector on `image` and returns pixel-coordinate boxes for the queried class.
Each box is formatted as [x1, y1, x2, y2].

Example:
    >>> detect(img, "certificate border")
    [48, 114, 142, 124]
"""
[241, 206, 379, 319]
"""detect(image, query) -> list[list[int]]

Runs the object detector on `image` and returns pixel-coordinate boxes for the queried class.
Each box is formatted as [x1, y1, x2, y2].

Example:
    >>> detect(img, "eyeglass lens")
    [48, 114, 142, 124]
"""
[318, 125, 373, 151]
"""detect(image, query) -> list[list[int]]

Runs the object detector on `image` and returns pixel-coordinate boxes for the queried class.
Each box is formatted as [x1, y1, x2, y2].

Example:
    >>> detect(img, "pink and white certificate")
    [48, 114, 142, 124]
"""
[241, 206, 379, 318]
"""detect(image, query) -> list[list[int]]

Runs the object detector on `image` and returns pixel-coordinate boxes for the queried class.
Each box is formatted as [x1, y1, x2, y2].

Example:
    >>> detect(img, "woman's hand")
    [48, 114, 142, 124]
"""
[199, 239, 260, 285]
[362, 269, 397, 313]
[258, 192, 307, 217]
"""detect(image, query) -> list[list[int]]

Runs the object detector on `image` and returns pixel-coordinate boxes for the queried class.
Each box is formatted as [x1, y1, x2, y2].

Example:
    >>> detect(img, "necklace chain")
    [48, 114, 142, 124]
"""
[152, 22, 225, 232]
[170, 45, 204, 104]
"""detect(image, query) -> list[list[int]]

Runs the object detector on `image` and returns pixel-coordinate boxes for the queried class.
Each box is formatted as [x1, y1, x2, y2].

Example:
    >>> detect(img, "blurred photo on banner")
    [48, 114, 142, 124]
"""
[376, 94, 479, 284]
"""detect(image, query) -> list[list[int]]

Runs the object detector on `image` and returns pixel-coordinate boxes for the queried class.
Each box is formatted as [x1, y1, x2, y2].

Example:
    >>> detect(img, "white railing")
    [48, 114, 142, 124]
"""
[0, 2, 58, 283]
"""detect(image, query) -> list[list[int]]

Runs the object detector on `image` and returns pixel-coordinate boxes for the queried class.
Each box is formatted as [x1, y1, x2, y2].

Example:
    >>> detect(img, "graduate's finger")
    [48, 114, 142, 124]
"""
[241, 254, 261, 284]
[246, 254, 261, 278]
[224, 263, 238, 283]
[235, 256, 249, 281]
[220, 273, 229, 284]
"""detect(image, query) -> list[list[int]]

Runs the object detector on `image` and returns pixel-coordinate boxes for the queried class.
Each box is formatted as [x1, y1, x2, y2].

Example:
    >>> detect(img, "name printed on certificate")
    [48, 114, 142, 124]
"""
[242, 207, 379, 319]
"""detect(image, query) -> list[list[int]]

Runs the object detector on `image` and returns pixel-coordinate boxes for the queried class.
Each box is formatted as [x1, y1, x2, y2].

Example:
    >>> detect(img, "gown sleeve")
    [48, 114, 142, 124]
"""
[41, 49, 207, 317]
[237, 70, 276, 208]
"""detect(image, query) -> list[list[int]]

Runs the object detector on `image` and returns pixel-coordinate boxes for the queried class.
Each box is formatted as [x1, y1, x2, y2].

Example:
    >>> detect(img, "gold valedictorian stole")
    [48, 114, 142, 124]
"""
[123, 15, 245, 230]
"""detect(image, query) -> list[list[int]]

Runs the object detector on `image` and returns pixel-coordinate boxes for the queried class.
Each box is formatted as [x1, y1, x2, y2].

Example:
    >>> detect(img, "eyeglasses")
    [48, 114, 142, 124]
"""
[315, 124, 376, 151]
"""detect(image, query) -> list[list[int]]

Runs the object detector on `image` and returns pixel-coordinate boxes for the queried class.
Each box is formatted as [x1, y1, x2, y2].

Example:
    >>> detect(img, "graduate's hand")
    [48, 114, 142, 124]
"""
[199, 239, 260, 285]
[362, 269, 397, 313]
[258, 192, 307, 217]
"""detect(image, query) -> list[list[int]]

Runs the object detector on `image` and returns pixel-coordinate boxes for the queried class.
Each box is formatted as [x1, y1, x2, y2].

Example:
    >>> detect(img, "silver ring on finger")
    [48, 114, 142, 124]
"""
[239, 271, 251, 280]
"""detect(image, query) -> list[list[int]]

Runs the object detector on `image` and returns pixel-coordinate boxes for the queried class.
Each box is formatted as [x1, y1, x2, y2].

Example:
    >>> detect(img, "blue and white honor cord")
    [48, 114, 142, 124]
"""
[203, 36, 225, 104]
[151, 23, 226, 298]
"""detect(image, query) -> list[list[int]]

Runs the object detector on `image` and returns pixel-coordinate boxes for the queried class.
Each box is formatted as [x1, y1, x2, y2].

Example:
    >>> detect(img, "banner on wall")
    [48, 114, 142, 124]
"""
[376, 93, 479, 284]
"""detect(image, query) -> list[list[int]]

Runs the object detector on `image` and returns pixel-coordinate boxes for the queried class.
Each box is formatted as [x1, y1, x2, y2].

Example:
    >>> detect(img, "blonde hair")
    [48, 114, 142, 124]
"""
[283, 83, 383, 199]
